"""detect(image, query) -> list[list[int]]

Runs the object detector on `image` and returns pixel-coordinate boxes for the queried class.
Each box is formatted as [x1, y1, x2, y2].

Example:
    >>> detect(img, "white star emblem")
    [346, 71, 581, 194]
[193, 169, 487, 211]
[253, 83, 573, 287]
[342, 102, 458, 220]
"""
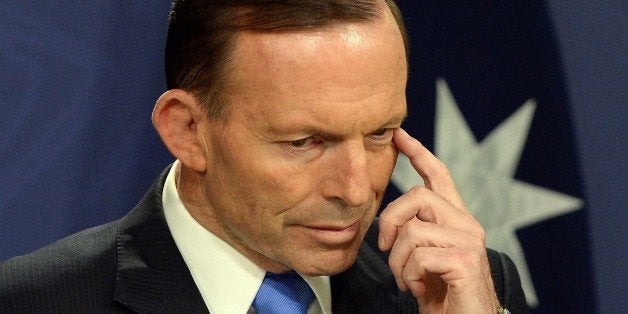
[391, 78, 583, 307]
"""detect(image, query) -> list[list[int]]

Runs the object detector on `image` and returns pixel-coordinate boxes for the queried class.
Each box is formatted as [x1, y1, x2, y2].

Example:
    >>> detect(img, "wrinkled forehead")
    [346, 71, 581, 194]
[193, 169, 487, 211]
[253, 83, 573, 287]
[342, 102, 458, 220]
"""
[221, 19, 408, 130]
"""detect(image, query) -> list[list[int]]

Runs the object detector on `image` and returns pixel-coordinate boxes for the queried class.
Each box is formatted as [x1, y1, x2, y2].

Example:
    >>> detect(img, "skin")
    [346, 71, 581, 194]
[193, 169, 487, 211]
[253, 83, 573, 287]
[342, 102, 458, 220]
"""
[153, 3, 500, 313]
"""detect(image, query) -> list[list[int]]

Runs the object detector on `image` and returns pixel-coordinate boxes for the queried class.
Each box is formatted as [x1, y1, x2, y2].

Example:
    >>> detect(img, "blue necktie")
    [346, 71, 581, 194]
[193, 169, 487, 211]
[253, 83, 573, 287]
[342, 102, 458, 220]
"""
[252, 271, 315, 314]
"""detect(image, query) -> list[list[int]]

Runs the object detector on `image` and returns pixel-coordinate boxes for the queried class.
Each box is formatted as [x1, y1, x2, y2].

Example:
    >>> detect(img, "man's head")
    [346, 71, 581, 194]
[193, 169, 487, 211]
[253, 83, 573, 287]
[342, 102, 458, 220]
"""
[153, 0, 408, 276]
[164, 0, 407, 118]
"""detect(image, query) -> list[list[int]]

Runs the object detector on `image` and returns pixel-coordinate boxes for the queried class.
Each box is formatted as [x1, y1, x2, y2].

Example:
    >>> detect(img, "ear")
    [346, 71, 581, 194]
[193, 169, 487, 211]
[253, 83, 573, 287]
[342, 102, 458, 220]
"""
[152, 89, 207, 172]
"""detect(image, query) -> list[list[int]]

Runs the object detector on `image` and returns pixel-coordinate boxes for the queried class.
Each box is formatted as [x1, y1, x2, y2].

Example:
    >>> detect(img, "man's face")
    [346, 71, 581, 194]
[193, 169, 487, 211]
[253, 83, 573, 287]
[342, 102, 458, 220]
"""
[195, 13, 407, 275]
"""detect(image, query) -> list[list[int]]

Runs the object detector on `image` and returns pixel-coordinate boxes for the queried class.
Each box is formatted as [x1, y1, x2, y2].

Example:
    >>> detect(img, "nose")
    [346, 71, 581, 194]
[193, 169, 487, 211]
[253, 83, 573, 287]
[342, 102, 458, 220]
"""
[321, 140, 371, 207]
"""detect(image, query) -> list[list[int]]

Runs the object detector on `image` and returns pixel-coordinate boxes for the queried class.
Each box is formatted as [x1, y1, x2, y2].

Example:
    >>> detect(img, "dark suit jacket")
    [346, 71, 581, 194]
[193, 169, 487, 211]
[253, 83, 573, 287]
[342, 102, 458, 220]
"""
[0, 168, 528, 313]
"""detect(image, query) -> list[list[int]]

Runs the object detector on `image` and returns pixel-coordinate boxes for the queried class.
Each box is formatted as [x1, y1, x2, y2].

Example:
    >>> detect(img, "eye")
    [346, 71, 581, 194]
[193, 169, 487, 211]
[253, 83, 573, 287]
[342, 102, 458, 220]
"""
[289, 137, 310, 147]
[371, 128, 389, 136]
[287, 136, 320, 148]
[368, 128, 393, 140]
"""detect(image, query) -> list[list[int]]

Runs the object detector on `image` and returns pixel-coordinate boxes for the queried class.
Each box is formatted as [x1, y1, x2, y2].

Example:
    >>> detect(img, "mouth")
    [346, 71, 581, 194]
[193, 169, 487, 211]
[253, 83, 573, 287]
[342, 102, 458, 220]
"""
[298, 220, 361, 246]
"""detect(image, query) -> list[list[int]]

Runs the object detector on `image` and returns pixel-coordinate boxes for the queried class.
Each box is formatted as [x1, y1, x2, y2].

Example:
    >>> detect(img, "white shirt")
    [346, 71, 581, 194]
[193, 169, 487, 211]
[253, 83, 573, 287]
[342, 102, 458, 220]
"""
[162, 161, 332, 314]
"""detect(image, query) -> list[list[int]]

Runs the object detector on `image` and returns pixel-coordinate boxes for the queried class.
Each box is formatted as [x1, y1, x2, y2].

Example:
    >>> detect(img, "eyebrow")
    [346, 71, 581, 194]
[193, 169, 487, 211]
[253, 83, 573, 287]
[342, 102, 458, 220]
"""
[264, 109, 408, 140]
[387, 110, 408, 128]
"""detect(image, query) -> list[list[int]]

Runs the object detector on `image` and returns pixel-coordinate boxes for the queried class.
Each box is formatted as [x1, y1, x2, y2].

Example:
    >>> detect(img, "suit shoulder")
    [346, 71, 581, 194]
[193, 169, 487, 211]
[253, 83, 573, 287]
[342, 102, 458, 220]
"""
[2, 220, 119, 269]
[0, 220, 121, 306]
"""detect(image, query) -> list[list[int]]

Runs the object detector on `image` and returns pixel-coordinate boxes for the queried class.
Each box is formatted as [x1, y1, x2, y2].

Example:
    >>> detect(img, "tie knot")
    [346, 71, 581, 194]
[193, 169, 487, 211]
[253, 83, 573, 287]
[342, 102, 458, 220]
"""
[253, 271, 315, 314]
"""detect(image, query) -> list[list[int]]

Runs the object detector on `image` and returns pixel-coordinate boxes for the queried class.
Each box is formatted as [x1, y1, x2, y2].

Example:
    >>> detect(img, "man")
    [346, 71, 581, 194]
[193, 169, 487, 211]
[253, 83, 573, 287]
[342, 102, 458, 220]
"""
[0, 0, 527, 313]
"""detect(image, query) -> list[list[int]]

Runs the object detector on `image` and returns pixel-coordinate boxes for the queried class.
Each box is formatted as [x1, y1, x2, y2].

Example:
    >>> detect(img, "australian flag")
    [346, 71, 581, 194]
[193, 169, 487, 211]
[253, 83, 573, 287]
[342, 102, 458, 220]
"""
[1, 2, 596, 313]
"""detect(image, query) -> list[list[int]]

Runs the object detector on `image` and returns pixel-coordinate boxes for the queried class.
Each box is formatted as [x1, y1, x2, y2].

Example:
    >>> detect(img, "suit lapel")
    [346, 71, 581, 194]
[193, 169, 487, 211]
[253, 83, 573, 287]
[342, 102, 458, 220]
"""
[113, 167, 208, 313]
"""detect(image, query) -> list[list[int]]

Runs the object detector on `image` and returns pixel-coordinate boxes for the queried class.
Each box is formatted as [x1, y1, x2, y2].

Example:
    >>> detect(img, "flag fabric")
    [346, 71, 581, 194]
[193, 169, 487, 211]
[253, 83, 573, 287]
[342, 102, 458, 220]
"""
[0, 2, 173, 259]
[1, 2, 596, 313]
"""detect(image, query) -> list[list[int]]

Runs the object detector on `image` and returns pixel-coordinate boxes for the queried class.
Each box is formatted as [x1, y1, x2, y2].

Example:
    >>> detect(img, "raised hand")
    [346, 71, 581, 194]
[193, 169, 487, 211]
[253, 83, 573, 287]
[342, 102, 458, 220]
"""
[378, 128, 500, 313]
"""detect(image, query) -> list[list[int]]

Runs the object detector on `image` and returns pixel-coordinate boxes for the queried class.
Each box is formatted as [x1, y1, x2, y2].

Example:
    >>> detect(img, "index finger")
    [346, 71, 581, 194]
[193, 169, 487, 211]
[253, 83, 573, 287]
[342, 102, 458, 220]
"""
[392, 128, 466, 211]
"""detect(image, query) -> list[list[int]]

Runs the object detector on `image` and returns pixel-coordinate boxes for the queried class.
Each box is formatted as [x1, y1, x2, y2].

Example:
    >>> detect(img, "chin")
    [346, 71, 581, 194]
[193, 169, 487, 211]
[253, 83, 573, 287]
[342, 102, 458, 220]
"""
[293, 248, 359, 276]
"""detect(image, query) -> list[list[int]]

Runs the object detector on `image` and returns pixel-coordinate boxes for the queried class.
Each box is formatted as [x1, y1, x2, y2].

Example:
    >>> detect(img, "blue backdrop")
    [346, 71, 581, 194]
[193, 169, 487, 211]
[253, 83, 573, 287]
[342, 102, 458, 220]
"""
[1, 1, 625, 313]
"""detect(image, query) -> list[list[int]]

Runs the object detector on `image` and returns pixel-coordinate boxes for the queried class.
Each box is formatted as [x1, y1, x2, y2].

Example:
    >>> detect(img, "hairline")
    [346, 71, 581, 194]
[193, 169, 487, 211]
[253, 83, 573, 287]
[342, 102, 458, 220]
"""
[189, 2, 408, 121]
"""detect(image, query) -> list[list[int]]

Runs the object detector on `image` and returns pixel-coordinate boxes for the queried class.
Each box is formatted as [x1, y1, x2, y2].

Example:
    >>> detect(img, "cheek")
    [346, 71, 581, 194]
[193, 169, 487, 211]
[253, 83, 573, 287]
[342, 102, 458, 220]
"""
[369, 145, 397, 190]
[213, 136, 303, 207]
[240, 155, 323, 211]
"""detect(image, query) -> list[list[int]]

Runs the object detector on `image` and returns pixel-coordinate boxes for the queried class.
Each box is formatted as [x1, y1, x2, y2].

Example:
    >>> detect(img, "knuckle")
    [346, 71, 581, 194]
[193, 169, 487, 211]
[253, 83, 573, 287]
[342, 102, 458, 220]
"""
[435, 160, 450, 175]
[398, 223, 411, 238]
[455, 247, 483, 268]
[410, 249, 425, 265]
[407, 222, 433, 247]
[378, 211, 397, 230]
[475, 227, 486, 241]
[469, 221, 486, 240]
[428, 160, 450, 178]
[378, 209, 392, 223]
[401, 219, 421, 237]
[408, 218, 425, 229]
[388, 258, 399, 269]
[431, 163, 454, 189]
[472, 238, 486, 252]
[408, 250, 430, 276]
[388, 255, 405, 272]
[462, 229, 486, 251]
[409, 185, 430, 198]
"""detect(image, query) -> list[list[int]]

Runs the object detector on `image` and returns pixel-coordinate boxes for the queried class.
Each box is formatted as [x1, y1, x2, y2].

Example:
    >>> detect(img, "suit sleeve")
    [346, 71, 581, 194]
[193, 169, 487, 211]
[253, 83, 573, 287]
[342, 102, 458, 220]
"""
[488, 249, 529, 314]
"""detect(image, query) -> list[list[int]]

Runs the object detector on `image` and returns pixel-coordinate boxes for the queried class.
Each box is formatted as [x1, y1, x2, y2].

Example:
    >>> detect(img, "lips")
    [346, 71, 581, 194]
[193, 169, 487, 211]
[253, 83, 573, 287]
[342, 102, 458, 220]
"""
[298, 220, 361, 246]
[306, 220, 360, 231]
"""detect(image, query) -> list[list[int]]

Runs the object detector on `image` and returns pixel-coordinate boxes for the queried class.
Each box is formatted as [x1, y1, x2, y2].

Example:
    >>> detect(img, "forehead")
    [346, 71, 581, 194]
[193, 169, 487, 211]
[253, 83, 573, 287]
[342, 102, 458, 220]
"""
[221, 17, 408, 134]
[228, 15, 407, 94]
